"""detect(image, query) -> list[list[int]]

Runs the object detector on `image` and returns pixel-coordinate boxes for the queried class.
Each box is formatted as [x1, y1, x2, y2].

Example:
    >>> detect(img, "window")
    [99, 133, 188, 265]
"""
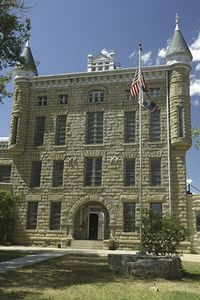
[37, 96, 47, 106]
[149, 88, 160, 98]
[150, 158, 161, 186]
[0, 165, 11, 183]
[125, 90, 132, 101]
[30, 161, 42, 188]
[149, 111, 160, 141]
[85, 158, 102, 186]
[55, 115, 66, 145]
[178, 105, 184, 138]
[49, 202, 61, 230]
[58, 95, 68, 105]
[124, 111, 136, 143]
[52, 160, 64, 187]
[86, 112, 103, 144]
[34, 117, 45, 146]
[26, 202, 38, 230]
[12, 116, 19, 144]
[123, 203, 135, 232]
[124, 159, 135, 186]
[88, 91, 104, 103]
[196, 212, 200, 232]
[150, 202, 162, 217]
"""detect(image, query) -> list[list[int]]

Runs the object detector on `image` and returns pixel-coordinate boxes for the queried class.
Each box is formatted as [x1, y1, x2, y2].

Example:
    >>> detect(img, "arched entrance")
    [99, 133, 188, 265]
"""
[73, 201, 109, 240]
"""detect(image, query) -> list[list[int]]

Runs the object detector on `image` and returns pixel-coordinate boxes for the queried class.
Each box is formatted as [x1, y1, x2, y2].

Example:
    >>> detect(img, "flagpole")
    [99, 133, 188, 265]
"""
[138, 43, 143, 254]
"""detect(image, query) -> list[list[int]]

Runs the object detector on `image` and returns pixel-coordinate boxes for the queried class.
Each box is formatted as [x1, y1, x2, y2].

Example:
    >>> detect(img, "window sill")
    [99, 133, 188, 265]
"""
[51, 186, 64, 190]
[46, 230, 62, 233]
[53, 145, 66, 149]
[148, 141, 162, 144]
[148, 186, 165, 191]
[83, 143, 105, 147]
[121, 232, 136, 235]
[123, 186, 137, 189]
[123, 143, 137, 146]
[83, 186, 104, 191]
[32, 146, 45, 149]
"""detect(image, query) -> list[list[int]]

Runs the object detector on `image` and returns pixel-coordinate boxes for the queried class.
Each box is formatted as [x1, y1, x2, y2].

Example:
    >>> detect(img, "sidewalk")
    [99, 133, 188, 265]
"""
[0, 245, 200, 273]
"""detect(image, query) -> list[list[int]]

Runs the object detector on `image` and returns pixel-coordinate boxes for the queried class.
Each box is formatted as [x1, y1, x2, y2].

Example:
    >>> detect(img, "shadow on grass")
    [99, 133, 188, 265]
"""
[0, 255, 199, 300]
[0, 255, 134, 297]
[0, 289, 41, 300]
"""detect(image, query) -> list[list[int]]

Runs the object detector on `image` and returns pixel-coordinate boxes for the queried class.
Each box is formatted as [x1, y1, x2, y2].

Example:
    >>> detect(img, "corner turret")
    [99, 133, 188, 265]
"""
[168, 15, 192, 150]
[166, 14, 192, 66]
[13, 39, 38, 78]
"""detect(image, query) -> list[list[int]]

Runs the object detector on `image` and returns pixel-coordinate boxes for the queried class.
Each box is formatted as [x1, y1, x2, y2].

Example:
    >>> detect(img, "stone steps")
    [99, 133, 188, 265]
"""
[71, 240, 103, 250]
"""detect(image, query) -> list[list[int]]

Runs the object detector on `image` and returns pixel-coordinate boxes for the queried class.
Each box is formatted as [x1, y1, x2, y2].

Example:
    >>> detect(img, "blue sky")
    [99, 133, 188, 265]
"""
[1, 0, 200, 192]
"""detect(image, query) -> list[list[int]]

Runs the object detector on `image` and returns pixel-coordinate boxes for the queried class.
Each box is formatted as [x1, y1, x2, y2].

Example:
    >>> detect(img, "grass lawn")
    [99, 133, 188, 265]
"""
[0, 250, 29, 262]
[0, 255, 199, 300]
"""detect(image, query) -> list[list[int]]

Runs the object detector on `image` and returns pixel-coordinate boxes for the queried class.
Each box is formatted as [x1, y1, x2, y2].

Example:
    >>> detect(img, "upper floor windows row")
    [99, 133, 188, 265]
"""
[36, 95, 68, 107]
[35, 87, 161, 107]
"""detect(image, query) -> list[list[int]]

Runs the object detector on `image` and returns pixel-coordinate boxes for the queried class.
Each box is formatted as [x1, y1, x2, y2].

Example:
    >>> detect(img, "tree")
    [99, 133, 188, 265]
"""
[192, 127, 200, 149]
[0, 189, 14, 243]
[0, 0, 31, 103]
[139, 210, 189, 256]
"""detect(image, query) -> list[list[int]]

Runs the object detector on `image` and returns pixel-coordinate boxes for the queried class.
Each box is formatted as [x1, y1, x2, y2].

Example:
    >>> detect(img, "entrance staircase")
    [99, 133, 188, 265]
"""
[70, 240, 103, 250]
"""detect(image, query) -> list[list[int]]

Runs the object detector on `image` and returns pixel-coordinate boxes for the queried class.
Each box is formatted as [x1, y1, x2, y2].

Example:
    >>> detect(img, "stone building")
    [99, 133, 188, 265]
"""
[0, 18, 200, 252]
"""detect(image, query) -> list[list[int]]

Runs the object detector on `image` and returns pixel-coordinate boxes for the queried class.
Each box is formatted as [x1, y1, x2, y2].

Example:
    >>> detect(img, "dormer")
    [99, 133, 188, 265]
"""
[87, 49, 116, 72]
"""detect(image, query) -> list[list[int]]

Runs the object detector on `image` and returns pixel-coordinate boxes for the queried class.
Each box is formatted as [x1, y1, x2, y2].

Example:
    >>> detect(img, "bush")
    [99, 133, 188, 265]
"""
[139, 210, 189, 256]
[0, 189, 14, 243]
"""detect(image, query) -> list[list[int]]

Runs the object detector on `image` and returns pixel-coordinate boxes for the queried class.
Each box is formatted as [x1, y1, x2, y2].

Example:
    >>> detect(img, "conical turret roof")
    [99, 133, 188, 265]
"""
[14, 39, 38, 78]
[166, 15, 192, 64]
[20, 40, 38, 75]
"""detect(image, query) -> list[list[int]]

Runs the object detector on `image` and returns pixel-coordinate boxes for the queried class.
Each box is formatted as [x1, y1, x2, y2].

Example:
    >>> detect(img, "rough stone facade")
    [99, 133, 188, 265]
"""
[0, 20, 200, 252]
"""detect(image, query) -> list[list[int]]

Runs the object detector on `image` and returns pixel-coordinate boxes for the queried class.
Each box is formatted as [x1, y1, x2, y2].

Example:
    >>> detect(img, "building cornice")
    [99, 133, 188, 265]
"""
[25, 65, 170, 90]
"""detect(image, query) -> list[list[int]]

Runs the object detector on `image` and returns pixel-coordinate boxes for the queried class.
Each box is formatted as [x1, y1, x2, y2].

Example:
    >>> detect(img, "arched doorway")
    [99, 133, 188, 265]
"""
[73, 201, 109, 240]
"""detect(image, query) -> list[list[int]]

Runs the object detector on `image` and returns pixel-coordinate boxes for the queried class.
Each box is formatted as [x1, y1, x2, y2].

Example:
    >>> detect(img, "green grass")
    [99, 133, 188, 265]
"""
[0, 250, 29, 262]
[0, 255, 199, 300]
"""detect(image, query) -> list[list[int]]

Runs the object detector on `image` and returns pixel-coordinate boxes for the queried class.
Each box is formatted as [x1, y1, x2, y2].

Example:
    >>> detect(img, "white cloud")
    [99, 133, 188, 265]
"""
[190, 33, 200, 62]
[156, 48, 167, 65]
[158, 48, 167, 59]
[195, 63, 200, 71]
[141, 51, 152, 65]
[190, 78, 200, 96]
[192, 99, 199, 106]
[129, 51, 135, 60]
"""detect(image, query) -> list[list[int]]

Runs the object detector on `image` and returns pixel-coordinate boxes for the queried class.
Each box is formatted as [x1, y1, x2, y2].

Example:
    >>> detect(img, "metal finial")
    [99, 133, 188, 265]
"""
[175, 13, 180, 31]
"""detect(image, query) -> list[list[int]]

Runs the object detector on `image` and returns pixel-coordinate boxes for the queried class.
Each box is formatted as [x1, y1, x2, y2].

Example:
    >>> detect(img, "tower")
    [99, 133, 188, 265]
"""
[166, 15, 192, 228]
[8, 40, 38, 155]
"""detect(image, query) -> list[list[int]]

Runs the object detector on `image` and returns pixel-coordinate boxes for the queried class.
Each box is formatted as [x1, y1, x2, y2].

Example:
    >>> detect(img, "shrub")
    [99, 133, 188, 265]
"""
[139, 210, 189, 256]
[0, 189, 14, 243]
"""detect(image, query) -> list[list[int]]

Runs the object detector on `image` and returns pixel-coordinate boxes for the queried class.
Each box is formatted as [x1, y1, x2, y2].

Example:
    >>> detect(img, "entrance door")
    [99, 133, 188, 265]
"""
[89, 213, 98, 240]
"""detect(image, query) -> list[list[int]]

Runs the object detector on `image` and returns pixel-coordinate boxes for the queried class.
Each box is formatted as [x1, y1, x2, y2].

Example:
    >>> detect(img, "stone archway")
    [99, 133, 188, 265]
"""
[73, 201, 110, 240]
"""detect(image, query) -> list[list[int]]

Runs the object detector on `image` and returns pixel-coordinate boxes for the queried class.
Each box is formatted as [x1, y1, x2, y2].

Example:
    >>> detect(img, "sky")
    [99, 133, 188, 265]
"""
[0, 0, 200, 192]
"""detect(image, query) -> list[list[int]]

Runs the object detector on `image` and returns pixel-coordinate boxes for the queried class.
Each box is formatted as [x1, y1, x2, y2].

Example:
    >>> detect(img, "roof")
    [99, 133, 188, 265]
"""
[166, 17, 192, 61]
[17, 40, 38, 76]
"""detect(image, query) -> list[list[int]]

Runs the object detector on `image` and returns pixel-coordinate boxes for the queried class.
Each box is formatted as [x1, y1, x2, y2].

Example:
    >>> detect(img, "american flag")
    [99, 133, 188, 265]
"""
[130, 70, 147, 98]
[130, 70, 159, 113]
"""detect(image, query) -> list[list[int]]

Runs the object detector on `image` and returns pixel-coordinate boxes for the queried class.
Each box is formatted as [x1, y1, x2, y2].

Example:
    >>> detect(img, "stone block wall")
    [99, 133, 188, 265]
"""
[0, 64, 192, 250]
[187, 194, 200, 253]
